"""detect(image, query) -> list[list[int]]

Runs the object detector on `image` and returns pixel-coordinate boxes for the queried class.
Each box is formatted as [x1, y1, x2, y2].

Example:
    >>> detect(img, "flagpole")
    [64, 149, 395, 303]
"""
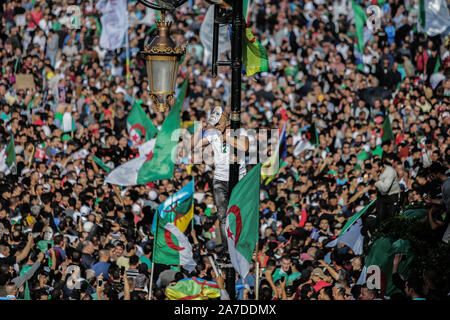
[148, 207, 159, 300]
[255, 261, 260, 300]
[125, 3, 131, 87]
[148, 261, 154, 300]
[255, 221, 260, 300]
[28, 145, 35, 169]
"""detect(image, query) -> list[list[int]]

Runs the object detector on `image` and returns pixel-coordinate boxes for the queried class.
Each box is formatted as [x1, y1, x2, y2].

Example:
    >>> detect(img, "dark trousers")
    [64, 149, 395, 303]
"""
[212, 179, 230, 250]
[376, 193, 399, 225]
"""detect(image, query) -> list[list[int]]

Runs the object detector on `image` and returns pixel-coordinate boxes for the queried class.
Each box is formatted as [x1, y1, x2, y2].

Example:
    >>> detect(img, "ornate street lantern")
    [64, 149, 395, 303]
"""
[140, 11, 186, 112]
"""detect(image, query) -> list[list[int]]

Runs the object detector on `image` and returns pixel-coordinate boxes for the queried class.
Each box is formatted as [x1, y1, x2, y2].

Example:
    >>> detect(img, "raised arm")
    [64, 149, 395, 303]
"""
[15, 233, 34, 263]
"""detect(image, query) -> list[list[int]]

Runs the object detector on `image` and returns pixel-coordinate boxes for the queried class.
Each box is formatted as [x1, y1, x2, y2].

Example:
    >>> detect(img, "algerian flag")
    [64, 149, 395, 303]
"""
[261, 125, 286, 185]
[381, 113, 393, 143]
[226, 163, 262, 279]
[419, 0, 450, 37]
[4, 135, 17, 175]
[153, 213, 196, 272]
[151, 179, 195, 235]
[134, 79, 186, 184]
[127, 101, 158, 147]
[360, 238, 414, 296]
[105, 79, 186, 186]
[351, 0, 368, 54]
[326, 200, 376, 255]
[104, 139, 155, 186]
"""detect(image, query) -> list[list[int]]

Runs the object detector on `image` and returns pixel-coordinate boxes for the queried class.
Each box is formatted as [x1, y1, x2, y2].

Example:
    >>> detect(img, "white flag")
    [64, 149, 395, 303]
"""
[326, 219, 365, 255]
[96, 0, 127, 50]
[199, 6, 231, 66]
[293, 139, 314, 157]
[424, 0, 450, 37]
[0, 147, 10, 174]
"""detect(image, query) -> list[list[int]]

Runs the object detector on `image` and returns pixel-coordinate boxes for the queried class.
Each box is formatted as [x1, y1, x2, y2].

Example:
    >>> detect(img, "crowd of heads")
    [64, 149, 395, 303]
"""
[0, 0, 449, 300]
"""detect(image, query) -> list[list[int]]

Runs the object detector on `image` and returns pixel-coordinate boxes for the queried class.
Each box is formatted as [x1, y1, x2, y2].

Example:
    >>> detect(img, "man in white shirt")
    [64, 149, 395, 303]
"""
[373, 156, 401, 225]
[193, 106, 249, 251]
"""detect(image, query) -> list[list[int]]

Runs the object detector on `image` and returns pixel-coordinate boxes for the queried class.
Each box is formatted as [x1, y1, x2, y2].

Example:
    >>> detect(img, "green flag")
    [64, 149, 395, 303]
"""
[433, 57, 441, 73]
[135, 79, 186, 184]
[242, 27, 269, 77]
[307, 121, 319, 146]
[340, 200, 376, 236]
[382, 114, 393, 142]
[6, 135, 16, 174]
[352, 0, 368, 54]
[90, 155, 111, 173]
[127, 100, 158, 146]
[19, 264, 32, 300]
[363, 238, 415, 296]
[226, 163, 262, 279]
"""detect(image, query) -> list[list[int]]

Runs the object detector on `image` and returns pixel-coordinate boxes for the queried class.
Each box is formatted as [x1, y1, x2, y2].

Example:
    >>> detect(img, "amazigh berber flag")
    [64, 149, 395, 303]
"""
[153, 182, 196, 272]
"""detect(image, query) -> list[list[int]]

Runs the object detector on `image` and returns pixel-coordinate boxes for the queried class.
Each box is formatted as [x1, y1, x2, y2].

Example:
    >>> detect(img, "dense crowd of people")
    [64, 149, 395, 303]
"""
[0, 0, 449, 301]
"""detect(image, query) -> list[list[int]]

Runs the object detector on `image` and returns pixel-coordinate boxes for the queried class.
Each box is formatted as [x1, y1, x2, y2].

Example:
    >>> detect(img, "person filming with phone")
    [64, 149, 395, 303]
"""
[372, 156, 401, 225]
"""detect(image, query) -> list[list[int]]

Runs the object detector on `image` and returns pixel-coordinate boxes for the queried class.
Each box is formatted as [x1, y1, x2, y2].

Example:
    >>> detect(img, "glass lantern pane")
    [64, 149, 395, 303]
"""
[150, 60, 175, 93]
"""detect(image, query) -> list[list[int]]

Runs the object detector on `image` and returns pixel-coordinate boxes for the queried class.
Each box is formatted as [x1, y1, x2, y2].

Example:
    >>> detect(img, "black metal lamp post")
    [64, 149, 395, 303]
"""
[137, 0, 243, 300]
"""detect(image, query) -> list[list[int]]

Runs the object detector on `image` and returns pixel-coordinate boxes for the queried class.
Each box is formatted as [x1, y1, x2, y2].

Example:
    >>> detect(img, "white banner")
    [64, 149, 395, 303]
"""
[199, 6, 231, 66]
[425, 0, 450, 37]
[96, 0, 128, 50]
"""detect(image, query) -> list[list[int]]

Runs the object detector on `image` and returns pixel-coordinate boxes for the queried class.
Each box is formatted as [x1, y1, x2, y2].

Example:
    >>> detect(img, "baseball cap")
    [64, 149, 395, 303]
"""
[313, 280, 332, 293]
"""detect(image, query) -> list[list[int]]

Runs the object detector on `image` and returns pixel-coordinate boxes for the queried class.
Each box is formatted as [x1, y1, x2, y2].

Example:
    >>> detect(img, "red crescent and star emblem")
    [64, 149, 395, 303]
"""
[130, 123, 147, 144]
[162, 202, 188, 251]
[226, 205, 242, 245]
[164, 228, 184, 251]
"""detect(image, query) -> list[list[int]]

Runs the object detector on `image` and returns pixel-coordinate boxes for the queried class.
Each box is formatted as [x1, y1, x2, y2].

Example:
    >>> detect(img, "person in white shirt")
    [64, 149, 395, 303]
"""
[373, 156, 401, 225]
[193, 106, 249, 251]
